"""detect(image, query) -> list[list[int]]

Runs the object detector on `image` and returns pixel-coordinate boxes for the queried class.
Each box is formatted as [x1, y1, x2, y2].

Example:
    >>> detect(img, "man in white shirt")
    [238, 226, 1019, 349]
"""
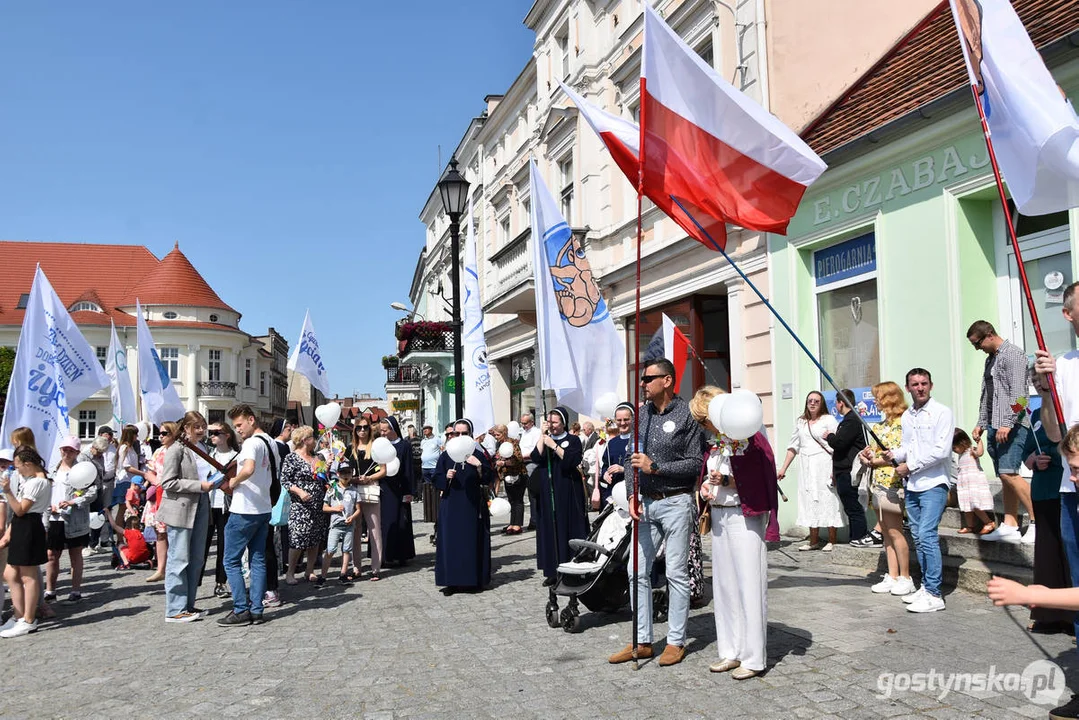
[219, 404, 279, 627]
[518, 413, 542, 531]
[884, 368, 954, 614]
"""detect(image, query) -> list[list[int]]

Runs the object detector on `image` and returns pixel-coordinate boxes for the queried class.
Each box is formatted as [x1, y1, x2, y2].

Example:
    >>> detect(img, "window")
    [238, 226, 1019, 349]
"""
[163, 311, 177, 319]
[259, 371, 267, 395]
[556, 27, 570, 79]
[522, 198, 531, 225]
[559, 157, 574, 224]
[208, 349, 222, 382]
[71, 301, 102, 313]
[78, 410, 96, 440]
[209, 314, 219, 323]
[96, 346, 107, 368]
[499, 216, 511, 246]
[695, 37, 714, 68]
[245, 359, 252, 387]
[160, 347, 179, 380]
[16, 293, 28, 310]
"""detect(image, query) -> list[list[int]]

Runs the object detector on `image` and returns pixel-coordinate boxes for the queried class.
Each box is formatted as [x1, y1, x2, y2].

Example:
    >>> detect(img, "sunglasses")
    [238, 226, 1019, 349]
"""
[970, 336, 985, 349]
[209, 430, 224, 437]
[640, 374, 669, 384]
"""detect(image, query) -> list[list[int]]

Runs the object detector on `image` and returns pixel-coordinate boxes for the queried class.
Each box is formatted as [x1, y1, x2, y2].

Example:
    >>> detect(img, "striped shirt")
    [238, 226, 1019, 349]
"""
[976, 339, 1030, 430]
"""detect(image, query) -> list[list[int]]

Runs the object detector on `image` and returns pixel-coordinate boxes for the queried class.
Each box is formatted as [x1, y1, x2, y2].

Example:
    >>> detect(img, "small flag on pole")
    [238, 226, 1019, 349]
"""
[136, 300, 186, 426]
[106, 320, 137, 428]
[642, 313, 692, 394]
[287, 309, 331, 397]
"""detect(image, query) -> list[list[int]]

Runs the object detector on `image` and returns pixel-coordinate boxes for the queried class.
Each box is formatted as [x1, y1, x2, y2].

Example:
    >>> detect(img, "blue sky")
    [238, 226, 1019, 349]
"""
[0, 1, 535, 397]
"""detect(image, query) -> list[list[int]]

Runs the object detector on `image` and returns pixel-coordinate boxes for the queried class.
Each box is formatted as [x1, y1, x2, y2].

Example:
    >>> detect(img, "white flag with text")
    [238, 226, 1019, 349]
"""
[136, 300, 186, 425]
[106, 320, 137, 428]
[287, 309, 331, 397]
[462, 195, 495, 433]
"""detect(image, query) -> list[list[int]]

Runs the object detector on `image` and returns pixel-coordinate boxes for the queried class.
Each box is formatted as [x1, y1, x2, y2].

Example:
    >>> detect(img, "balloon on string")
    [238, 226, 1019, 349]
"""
[611, 480, 629, 511]
[498, 442, 514, 459]
[446, 436, 477, 463]
[506, 421, 521, 439]
[89, 512, 105, 530]
[384, 457, 401, 477]
[707, 393, 728, 434]
[489, 497, 511, 522]
[481, 434, 497, 455]
[315, 402, 342, 429]
[593, 392, 619, 419]
[66, 461, 98, 491]
[371, 437, 397, 465]
[137, 421, 151, 443]
[720, 389, 764, 441]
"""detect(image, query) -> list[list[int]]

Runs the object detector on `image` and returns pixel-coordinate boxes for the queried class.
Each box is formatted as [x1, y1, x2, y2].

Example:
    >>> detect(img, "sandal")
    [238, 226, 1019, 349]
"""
[285, 578, 299, 586]
[797, 543, 819, 551]
[978, 522, 997, 535]
[370, 573, 380, 582]
[957, 527, 974, 534]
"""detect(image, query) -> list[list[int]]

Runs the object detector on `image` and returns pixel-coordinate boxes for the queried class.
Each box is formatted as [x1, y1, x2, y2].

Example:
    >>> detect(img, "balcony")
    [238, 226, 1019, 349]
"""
[198, 381, 237, 398]
[396, 320, 454, 366]
[484, 228, 535, 315]
[385, 364, 421, 388]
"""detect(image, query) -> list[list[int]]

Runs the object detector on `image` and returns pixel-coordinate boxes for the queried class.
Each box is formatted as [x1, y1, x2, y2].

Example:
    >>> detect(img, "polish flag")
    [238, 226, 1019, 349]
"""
[559, 80, 727, 251]
[642, 313, 692, 394]
[640, 4, 827, 249]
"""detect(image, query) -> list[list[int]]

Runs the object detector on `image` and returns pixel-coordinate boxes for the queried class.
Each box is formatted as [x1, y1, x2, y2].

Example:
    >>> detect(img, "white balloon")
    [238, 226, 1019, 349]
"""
[137, 421, 151, 442]
[707, 394, 728, 434]
[371, 437, 397, 465]
[506, 421, 521, 439]
[315, 402, 342, 429]
[720, 389, 764, 441]
[593, 392, 619, 419]
[481, 434, 497, 455]
[611, 480, 629, 511]
[66, 461, 98, 491]
[385, 457, 401, 477]
[498, 442, 514, 459]
[489, 497, 511, 521]
[446, 436, 477, 463]
[89, 512, 105, 530]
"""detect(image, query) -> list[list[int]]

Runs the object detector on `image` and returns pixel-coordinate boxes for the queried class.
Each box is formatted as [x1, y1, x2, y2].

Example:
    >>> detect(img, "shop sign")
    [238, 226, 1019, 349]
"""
[392, 399, 420, 411]
[823, 387, 882, 424]
[789, 134, 991, 236]
[814, 233, 876, 287]
[444, 376, 456, 394]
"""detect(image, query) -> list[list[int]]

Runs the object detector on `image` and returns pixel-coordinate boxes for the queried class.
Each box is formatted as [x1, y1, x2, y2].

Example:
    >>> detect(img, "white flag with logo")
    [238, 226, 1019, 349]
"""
[287, 309, 331, 397]
[106, 320, 137, 428]
[529, 159, 625, 417]
[136, 300, 186, 425]
[0, 266, 109, 463]
[462, 195, 495, 433]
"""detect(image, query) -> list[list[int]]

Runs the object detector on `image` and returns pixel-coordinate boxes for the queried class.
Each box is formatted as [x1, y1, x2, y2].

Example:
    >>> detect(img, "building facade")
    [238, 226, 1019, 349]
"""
[0, 241, 286, 436]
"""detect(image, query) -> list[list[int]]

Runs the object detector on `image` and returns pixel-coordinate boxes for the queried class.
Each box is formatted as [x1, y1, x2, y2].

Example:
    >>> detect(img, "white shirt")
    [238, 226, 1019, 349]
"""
[231, 432, 278, 515]
[115, 445, 140, 484]
[893, 397, 954, 493]
[102, 445, 117, 480]
[210, 449, 238, 509]
[1048, 350, 1079, 493]
[519, 425, 541, 461]
[18, 475, 51, 515]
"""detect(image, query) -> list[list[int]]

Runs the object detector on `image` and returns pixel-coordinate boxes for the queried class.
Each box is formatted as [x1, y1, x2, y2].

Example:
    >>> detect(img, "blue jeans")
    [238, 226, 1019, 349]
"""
[905, 484, 948, 598]
[422, 468, 437, 485]
[164, 497, 210, 618]
[224, 512, 270, 615]
[628, 492, 694, 645]
[1059, 493, 1079, 641]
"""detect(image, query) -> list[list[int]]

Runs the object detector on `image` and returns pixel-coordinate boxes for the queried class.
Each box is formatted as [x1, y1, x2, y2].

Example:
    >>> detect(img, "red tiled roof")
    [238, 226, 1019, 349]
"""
[128, 242, 235, 313]
[0, 240, 237, 328]
[801, 0, 1079, 156]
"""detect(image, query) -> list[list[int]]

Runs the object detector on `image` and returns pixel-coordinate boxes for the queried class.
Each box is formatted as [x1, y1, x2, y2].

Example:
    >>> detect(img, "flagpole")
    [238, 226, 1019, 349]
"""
[630, 73, 647, 671]
[669, 196, 893, 453]
[968, 84, 1068, 435]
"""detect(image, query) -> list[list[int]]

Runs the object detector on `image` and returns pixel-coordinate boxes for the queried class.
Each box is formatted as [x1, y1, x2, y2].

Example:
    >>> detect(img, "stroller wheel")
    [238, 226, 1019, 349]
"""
[560, 607, 581, 633]
[545, 602, 561, 629]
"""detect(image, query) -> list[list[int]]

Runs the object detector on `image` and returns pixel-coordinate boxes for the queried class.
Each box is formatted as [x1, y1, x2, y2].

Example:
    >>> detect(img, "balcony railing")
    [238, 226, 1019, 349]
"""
[198, 381, 237, 398]
[386, 365, 421, 385]
[487, 228, 531, 300]
[399, 330, 453, 358]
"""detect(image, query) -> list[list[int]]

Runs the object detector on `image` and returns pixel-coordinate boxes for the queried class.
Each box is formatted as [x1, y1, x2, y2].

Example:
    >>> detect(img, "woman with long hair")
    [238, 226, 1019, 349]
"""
[281, 426, 328, 584]
[347, 420, 385, 580]
[112, 425, 145, 539]
[143, 421, 179, 583]
[204, 421, 239, 598]
[44, 436, 95, 603]
[158, 411, 214, 623]
[858, 382, 914, 597]
[0, 446, 51, 636]
[777, 391, 844, 551]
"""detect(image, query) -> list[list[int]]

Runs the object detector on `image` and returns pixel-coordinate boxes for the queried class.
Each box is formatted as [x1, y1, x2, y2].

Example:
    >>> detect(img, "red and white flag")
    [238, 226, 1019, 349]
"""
[640, 4, 826, 249]
[643, 313, 692, 394]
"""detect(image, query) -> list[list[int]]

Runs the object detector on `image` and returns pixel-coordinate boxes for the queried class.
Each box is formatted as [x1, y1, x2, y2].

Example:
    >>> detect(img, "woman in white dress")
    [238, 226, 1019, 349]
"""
[777, 391, 846, 551]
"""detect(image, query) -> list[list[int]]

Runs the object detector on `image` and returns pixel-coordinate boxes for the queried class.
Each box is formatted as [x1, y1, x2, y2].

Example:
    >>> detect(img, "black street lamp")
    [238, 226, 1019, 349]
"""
[437, 155, 470, 421]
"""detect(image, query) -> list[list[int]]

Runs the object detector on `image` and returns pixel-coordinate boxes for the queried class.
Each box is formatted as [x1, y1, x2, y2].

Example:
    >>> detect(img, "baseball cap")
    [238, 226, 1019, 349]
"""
[59, 436, 81, 452]
[98, 426, 114, 435]
[0, 449, 12, 462]
[338, 462, 353, 473]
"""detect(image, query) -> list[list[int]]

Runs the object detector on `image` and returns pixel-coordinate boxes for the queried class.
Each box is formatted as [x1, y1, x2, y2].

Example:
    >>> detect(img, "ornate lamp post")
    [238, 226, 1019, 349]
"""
[437, 156, 470, 421]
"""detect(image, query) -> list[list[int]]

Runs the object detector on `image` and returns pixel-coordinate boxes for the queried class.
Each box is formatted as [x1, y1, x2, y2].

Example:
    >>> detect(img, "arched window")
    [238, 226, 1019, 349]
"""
[163, 311, 178, 319]
[209, 314, 219, 323]
[70, 301, 102, 313]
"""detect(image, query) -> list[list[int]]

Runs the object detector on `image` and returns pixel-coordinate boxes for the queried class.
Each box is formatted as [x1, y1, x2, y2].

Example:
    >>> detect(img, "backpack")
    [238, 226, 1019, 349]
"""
[255, 434, 282, 506]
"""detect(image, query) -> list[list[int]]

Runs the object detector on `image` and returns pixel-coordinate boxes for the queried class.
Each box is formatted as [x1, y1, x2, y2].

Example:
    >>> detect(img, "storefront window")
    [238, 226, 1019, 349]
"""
[1007, 220, 1074, 360]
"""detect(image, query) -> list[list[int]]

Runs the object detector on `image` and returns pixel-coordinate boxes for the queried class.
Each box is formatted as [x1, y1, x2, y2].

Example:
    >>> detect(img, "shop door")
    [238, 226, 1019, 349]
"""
[1006, 227, 1074, 359]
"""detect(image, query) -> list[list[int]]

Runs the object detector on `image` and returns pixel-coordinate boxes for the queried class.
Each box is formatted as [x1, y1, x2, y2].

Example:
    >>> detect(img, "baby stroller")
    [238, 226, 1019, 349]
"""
[545, 502, 669, 632]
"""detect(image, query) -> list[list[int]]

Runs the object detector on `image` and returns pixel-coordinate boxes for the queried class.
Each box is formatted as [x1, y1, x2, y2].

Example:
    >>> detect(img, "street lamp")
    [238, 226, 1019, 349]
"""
[437, 155, 470, 421]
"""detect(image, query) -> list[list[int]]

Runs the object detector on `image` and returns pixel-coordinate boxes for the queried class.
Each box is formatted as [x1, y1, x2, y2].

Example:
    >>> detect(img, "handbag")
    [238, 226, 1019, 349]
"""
[270, 489, 290, 526]
[356, 462, 382, 503]
[698, 502, 712, 536]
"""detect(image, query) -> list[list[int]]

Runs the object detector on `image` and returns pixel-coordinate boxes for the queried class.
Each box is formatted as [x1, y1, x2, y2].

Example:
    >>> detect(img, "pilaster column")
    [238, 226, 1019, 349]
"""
[725, 282, 744, 390]
[187, 345, 201, 411]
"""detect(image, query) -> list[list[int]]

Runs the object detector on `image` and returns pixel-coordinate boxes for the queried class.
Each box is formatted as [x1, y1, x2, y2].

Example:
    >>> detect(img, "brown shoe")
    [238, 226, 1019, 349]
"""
[608, 643, 653, 664]
[657, 644, 686, 666]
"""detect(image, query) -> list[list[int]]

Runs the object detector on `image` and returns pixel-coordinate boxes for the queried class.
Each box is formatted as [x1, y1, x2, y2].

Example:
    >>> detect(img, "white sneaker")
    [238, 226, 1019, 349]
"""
[1021, 524, 1036, 545]
[0, 618, 38, 638]
[0, 617, 16, 633]
[907, 593, 946, 613]
[981, 523, 1021, 543]
[890, 576, 916, 596]
[821, 542, 834, 553]
[871, 575, 897, 593]
[902, 587, 926, 604]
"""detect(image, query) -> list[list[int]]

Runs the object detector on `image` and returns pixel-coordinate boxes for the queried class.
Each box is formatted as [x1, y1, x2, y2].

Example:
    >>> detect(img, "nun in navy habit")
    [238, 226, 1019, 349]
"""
[599, 402, 635, 508]
[531, 407, 590, 582]
[379, 416, 416, 566]
[433, 419, 494, 593]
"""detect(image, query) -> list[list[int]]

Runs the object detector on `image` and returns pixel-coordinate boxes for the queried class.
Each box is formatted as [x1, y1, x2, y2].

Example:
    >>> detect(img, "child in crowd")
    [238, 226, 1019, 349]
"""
[323, 463, 360, 584]
[953, 429, 996, 535]
[112, 515, 152, 570]
[0, 446, 51, 637]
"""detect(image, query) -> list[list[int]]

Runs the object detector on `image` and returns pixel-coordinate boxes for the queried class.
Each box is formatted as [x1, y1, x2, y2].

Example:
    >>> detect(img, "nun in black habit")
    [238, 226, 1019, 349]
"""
[433, 419, 494, 593]
[531, 407, 590, 583]
[378, 416, 416, 566]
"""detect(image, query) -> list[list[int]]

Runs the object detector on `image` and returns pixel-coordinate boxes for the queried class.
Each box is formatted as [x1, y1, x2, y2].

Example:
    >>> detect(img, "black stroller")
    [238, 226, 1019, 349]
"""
[544, 502, 668, 632]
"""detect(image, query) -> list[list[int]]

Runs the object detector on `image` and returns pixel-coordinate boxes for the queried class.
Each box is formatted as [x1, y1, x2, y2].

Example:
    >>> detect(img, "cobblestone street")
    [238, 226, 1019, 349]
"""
[3, 511, 1077, 719]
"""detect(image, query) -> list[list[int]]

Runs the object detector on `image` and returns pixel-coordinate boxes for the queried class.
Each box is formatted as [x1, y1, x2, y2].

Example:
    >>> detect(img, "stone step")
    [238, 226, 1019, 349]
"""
[825, 543, 1033, 594]
[939, 507, 1029, 529]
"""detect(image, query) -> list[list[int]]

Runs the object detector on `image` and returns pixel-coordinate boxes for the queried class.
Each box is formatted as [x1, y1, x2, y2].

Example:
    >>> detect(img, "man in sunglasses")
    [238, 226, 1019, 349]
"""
[609, 358, 707, 668]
